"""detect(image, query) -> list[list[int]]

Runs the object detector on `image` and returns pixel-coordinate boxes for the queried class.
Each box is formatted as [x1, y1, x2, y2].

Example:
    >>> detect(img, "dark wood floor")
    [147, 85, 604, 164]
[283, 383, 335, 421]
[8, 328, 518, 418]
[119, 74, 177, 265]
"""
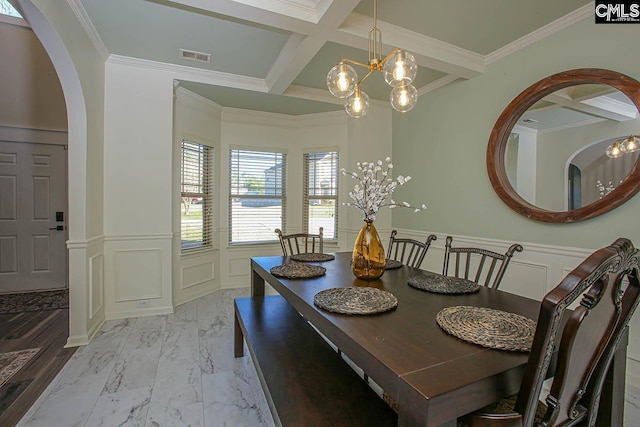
[0, 309, 76, 427]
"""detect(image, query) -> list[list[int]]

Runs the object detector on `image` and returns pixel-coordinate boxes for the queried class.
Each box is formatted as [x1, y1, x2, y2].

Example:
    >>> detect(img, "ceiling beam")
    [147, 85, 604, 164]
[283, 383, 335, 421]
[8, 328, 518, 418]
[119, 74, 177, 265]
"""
[265, 0, 361, 94]
[333, 13, 484, 79]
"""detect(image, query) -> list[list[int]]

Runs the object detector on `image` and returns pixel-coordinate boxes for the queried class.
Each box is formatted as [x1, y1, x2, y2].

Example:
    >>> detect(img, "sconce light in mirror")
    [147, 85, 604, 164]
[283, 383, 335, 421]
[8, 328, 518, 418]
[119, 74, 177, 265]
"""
[487, 69, 640, 223]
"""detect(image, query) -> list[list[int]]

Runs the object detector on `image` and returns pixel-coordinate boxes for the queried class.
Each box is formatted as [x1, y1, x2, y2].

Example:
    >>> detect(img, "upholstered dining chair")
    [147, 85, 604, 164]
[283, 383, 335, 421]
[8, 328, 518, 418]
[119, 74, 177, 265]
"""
[459, 238, 640, 427]
[443, 236, 523, 289]
[387, 230, 437, 268]
[275, 227, 323, 256]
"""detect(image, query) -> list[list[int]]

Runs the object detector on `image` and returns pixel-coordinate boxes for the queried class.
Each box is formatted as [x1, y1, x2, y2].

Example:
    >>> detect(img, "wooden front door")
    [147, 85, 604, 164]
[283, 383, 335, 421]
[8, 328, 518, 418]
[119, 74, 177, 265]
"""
[0, 141, 67, 292]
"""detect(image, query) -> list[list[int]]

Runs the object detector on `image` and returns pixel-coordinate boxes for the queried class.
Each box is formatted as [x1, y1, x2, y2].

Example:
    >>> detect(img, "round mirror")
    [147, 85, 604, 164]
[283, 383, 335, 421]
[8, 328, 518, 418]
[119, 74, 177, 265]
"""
[487, 69, 640, 222]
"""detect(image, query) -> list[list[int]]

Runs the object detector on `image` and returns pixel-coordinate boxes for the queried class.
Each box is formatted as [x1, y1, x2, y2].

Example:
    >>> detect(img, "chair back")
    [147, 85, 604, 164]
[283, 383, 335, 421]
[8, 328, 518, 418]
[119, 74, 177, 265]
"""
[275, 227, 323, 256]
[443, 236, 523, 289]
[514, 238, 640, 426]
[387, 230, 437, 268]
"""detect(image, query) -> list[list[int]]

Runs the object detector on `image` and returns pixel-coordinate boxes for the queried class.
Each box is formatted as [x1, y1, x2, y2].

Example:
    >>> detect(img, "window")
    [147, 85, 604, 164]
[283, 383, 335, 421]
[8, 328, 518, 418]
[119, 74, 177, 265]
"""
[229, 149, 286, 243]
[0, 0, 22, 18]
[304, 151, 338, 239]
[180, 140, 213, 252]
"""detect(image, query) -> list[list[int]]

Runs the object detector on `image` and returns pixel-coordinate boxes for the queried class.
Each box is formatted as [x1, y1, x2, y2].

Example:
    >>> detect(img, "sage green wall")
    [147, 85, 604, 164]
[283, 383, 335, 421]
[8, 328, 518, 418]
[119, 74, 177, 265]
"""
[391, 19, 640, 249]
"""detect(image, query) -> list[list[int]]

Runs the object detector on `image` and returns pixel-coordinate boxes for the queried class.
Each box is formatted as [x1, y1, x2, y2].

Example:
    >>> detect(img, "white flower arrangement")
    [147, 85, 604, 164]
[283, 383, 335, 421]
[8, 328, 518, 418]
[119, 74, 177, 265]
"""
[596, 179, 620, 199]
[341, 157, 427, 221]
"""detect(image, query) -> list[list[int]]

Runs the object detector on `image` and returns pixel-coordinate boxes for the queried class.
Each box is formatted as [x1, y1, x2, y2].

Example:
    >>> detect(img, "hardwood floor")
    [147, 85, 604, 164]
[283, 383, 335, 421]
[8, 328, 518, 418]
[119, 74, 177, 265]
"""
[0, 309, 75, 427]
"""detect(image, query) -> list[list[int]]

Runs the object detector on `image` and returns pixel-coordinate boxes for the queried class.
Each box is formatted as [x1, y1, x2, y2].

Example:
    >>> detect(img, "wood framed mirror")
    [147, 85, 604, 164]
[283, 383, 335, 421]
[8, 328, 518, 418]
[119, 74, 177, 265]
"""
[487, 68, 640, 223]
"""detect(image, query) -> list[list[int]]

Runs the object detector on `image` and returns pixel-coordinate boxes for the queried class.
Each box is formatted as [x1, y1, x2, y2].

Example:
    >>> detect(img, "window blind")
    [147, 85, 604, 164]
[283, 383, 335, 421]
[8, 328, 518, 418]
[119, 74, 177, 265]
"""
[229, 149, 286, 243]
[180, 140, 213, 251]
[303, 151, 338, 239]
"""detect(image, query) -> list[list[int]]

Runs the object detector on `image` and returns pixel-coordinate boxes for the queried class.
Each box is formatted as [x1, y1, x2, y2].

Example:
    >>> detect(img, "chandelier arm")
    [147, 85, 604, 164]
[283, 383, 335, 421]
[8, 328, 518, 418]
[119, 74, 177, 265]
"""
[380, 47, 400, 67]
[341, 58, 370, 69]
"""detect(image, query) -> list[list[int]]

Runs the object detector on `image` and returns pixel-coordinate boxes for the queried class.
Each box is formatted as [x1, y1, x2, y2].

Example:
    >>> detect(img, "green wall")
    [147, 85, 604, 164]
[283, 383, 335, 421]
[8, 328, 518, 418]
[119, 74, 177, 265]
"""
[391, 19, 640, 249]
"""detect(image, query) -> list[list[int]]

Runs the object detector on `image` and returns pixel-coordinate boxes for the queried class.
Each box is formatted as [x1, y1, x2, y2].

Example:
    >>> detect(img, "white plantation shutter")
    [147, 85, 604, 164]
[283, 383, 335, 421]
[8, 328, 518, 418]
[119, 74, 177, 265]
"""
[303, 151, 338, 239]
[180, 140, 213, 251]
[229, 149, 286, 243]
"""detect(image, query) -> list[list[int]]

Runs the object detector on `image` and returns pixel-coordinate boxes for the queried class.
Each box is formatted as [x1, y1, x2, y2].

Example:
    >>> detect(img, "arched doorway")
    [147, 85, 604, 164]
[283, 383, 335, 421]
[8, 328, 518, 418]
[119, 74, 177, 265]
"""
[12, 0, 93, 346]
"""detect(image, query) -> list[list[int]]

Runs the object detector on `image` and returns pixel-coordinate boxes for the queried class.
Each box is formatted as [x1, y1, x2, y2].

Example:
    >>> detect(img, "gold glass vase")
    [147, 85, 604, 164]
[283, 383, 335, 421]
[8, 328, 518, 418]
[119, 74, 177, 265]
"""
[352, 220, 385, 280]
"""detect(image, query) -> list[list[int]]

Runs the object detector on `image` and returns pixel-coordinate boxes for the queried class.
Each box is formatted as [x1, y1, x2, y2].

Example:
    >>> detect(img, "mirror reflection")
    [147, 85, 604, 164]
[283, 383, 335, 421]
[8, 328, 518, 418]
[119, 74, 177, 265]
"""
[504, 84, 640, 212]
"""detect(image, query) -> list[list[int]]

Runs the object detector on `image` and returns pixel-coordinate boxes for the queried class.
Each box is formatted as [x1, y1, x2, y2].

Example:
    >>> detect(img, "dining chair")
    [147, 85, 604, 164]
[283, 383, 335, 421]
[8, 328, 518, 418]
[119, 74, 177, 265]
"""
[274, 227, 323, 256]
[442, 236, 523, 289]
[459, 237, 640, 427]
[387, 230, 437, 268]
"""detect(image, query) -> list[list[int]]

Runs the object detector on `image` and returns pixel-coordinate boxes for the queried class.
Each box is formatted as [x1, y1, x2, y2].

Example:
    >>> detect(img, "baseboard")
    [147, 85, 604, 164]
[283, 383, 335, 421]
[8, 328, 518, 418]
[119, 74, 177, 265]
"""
[65, 334, 89, 347]
[104, 305, 174, 320]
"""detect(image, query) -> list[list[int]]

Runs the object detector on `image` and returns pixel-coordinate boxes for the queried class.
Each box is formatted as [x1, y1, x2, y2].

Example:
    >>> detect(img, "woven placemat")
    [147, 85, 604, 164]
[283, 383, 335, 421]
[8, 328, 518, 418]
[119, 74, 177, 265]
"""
[408, 273, 480, 294]
[436, 306, 536, 352]
[314, 287, 398, 315]
[385, 259, 403, 270]
[270, 263, 326, 279]
[290, 253, 335, 262]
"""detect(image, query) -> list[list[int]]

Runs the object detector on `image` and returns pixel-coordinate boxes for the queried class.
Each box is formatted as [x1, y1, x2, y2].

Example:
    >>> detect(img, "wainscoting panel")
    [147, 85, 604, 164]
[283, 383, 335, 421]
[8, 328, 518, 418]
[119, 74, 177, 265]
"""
[500, 260, 548, 301]
[228, 257, 250, 278]
[89, 254, 104, 317]
[181, 259, 215, 290]
[114, 249, 163, 302]
[104, 235, 173, 320]
[173, 249, 220, 306]
[66, 235, 106, 347]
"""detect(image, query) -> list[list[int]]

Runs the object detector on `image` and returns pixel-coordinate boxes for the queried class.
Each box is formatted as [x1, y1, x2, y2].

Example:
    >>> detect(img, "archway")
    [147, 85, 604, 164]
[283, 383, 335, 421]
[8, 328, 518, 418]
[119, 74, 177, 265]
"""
[13, 0, 91, 346]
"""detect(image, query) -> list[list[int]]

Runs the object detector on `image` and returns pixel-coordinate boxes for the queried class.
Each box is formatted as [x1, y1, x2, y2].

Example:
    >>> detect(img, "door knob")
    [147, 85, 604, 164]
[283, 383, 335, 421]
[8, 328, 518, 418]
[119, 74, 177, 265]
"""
[49, 225, 64, 231]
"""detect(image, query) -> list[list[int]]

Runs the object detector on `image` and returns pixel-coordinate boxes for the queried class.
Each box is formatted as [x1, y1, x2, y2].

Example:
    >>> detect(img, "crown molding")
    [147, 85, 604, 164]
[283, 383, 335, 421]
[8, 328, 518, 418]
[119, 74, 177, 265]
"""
[106, 55, 269, 93]
[417, 75, 460, 97]
[66, 0, 109, 60]
[229, 0, 329, 24]
[486, 4, 592, 64]
[222, 106, 345, 127]
[175, 85, 224, 113]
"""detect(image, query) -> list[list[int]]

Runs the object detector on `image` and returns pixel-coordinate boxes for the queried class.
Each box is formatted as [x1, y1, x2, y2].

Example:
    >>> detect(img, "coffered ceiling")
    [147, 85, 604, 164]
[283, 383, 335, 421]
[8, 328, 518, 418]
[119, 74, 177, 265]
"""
[76, 0, 592, 115]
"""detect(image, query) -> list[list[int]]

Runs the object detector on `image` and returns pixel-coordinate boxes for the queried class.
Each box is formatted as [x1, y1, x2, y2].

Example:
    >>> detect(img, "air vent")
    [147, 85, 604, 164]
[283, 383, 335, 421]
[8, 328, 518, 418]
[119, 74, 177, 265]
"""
[180, 49, 211, 64]
[522, 118, 538, 123]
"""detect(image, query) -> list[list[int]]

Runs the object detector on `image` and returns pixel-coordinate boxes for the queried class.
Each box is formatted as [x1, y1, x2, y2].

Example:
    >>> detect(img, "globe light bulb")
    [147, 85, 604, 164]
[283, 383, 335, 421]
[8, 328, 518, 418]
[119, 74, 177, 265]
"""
[345, 87, 370, 118]
[606, 142, 624, 158]
[390, 83, 417, 113]
[337, 74, 350, 92]
[393, 59, 406, 82]
[384, 50, 417, 87]
[327, 62, 357, 98]
[623, 135, 640, 153]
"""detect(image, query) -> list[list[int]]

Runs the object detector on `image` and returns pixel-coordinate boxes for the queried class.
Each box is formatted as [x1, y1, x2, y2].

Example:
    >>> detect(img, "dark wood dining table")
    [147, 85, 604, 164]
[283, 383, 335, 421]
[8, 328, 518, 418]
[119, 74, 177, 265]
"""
[240, 252, 627, 426]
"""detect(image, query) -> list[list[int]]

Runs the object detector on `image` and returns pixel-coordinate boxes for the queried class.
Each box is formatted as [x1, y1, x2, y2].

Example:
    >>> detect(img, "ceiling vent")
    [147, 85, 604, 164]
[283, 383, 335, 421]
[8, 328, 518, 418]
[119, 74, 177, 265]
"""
[180, 49, 211, 63]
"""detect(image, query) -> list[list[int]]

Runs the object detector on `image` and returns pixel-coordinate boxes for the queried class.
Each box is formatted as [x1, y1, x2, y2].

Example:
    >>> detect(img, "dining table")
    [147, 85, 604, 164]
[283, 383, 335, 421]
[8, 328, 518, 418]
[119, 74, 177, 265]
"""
[237, 251, 627, 426]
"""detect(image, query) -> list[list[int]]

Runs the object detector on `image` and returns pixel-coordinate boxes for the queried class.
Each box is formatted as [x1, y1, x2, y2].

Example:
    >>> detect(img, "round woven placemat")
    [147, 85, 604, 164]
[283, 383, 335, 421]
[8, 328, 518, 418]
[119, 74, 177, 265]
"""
[314, 287, 398, 315]
[290, 253, 335, 262]
[385, 259, 402, 270]
[408, 273, 480, 294]
[436, 306, 536, 352]
[270, 263, 326, 279]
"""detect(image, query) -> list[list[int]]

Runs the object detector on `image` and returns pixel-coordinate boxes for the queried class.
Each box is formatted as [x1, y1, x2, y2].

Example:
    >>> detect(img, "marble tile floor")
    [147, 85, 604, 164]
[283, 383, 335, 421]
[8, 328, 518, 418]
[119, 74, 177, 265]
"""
[17, 288, 274, 427]
[15, 288, 640, 427]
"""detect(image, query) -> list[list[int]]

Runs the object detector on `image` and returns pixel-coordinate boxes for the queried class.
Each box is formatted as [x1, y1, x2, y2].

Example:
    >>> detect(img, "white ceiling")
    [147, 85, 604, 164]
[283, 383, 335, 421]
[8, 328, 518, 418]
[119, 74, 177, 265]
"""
[75, 0, 593, 115]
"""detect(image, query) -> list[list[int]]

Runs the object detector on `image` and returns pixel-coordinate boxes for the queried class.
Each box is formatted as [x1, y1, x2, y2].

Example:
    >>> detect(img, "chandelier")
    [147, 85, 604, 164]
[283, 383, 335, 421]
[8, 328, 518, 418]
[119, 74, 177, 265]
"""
[326, 0, 418, 118]
[606, 135, 640, 158]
